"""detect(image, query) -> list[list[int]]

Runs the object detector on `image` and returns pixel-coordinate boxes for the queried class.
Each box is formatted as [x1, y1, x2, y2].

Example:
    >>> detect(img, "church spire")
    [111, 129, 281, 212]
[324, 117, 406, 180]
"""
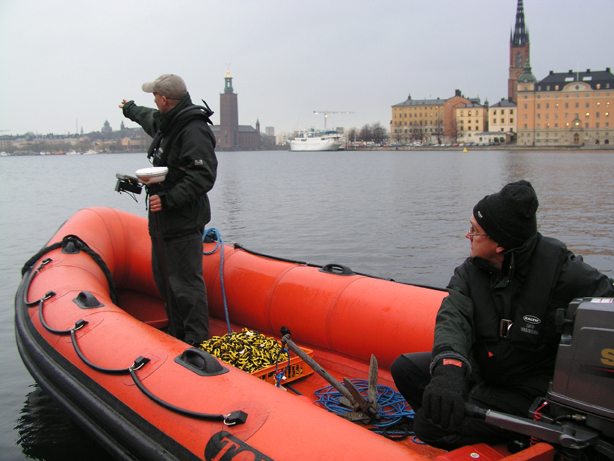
[508, 0, 530, 103]
[511, 0, 529, 47]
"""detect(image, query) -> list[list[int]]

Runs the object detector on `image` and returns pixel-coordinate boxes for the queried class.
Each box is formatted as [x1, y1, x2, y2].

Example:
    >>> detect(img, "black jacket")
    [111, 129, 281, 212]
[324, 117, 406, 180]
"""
[432, 233, 614, 414]
[123, 95, 217, 238]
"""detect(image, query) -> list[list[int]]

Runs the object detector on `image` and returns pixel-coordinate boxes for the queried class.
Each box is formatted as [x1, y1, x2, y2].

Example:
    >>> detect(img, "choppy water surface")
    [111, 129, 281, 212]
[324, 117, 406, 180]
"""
[1, 150, 613, 459]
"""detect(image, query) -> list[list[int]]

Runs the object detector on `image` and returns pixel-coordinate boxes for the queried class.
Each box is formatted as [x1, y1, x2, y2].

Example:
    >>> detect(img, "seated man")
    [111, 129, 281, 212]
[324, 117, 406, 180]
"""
[391, 180, 614, 449]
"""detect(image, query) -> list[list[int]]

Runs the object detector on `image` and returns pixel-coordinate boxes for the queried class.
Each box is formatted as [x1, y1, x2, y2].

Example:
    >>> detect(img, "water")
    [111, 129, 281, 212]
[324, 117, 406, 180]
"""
[1, 150, 613, 460]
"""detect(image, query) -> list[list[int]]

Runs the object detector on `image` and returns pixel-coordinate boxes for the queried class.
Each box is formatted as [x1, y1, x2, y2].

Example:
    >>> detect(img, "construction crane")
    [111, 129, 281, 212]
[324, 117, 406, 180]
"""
[313, 111, 354, 130]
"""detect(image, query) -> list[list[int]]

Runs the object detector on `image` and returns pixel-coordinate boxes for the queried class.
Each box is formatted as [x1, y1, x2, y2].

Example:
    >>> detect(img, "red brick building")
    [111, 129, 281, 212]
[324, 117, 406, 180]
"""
[508, 0, 530, 103]
[444, 91, 471, 141]
[211, 72, 260, 150]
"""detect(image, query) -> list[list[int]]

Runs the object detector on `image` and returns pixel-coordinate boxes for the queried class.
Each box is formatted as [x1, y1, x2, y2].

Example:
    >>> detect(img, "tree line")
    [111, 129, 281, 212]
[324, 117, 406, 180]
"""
[345, 122, 388, 144]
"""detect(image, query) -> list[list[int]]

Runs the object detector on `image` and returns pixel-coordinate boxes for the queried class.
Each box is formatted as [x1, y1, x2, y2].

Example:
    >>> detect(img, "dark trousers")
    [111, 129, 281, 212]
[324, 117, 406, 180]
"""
[391, 352, 515, 450]
[151, 231, 209, 344]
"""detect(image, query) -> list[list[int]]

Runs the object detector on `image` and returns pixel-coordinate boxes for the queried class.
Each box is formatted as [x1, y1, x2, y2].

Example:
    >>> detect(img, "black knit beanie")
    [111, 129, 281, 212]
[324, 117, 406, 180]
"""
[473, 180, 539, 250]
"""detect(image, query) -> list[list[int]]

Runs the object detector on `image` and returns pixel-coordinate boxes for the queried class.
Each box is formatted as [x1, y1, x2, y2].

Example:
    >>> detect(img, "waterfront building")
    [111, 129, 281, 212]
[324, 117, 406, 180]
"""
[210, 71, 260, 150]
[470, 132, 509, 145]
[390, 95, 445, 144]
[517, 66, 614, 147]
[443, 90, 471, 142]
[508, 0, 530, 103]
[455, 102, 489, 144]
[275, 132, 292, 146]
[390, 90, 481, 144]
[488, 98, 517, 142]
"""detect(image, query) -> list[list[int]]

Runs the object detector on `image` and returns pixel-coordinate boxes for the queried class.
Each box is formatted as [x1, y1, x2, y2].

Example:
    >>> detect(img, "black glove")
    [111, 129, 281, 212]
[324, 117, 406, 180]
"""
[422, 358, 467, 428]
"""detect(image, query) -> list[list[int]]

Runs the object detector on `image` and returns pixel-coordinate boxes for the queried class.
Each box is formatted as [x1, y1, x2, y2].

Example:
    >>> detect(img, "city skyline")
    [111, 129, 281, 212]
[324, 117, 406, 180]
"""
[1, 0, 613, 136]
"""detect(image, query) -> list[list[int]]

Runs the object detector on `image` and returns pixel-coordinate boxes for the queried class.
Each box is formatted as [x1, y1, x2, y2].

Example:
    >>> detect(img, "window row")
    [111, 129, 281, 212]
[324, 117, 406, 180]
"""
[395, 127, 443, 133]
[533, 101, 611, 109]
[537, 84, 612, 91]
[491, 119, 514, 124]
[394, 112, 444, 118]
[524, 122, 610, 129]
[393, 120, 444, 126]
[533, 112, 610, 119]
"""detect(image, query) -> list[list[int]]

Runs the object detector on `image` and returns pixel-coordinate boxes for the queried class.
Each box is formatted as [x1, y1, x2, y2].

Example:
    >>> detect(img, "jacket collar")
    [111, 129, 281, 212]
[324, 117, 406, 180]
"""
[472, 232, 540, 278]
[501, 232, 540, 278]
[156, 93, 193, 133]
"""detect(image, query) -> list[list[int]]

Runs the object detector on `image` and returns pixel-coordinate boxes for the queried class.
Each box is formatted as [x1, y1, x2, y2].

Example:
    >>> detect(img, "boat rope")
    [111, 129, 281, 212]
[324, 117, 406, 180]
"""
[202, 228, 232, 335]
[128, 357, 247, 426]
[200, 232, 302, 387]
[314, 379, 415, 434]
[21, 234, 119, 306]
[22, 260, 53, 307]
[21, 242, 247, 426]
[370, 420, 415, 441]
[71, 321, 134, 375]
[273, 343, 292, 388]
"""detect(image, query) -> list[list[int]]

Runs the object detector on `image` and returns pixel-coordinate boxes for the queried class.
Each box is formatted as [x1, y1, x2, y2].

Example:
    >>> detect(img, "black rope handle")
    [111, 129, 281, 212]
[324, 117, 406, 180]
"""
[21, 234, 118, 305]
[30, 290, 248, 425]
[128, 358, 246, 425]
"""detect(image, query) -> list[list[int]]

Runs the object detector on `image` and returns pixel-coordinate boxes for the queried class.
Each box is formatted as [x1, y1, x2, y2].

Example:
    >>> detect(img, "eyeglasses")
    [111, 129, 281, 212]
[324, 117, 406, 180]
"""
[467, 226, 488, 238]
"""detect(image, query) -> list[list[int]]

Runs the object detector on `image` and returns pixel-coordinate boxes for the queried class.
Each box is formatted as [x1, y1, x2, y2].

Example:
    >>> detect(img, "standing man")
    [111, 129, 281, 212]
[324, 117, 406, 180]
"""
[391, 180, 614, 449]
[119, 74, 217, 346]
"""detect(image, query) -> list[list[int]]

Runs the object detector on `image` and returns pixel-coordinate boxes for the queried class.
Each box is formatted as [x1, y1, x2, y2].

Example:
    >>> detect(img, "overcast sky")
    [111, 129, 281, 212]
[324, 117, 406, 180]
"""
[1, 0, 613, 136]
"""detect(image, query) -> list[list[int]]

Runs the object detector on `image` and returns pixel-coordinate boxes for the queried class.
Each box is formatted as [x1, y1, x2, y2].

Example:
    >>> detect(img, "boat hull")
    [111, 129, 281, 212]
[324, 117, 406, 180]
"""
[15, 207, 557, 460]
[15, 207, 448, 460]
[289, 132, 344, 151]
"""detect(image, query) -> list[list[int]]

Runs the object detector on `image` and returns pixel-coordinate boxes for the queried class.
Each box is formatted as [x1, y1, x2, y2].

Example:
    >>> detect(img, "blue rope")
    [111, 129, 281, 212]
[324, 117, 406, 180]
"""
[274, 343, 292, 388]
[203, 228, 231, 335]
[201, 231, 290, 378]
[314, 379, 414, 428]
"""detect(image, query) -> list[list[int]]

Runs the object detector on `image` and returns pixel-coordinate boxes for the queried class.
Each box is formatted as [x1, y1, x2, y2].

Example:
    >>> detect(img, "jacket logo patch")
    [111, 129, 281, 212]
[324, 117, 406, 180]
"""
[194, 159, 204, 166]
[523, 315, 541, 325]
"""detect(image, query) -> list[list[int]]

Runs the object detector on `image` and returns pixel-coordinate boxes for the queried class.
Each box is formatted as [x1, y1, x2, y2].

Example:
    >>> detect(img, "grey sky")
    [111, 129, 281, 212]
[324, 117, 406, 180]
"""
[1, 0, 613, 136]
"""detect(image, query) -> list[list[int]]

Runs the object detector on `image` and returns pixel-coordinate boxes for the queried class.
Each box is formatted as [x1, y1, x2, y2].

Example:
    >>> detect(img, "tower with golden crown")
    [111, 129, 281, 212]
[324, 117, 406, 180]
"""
[218, 70, 239, 149]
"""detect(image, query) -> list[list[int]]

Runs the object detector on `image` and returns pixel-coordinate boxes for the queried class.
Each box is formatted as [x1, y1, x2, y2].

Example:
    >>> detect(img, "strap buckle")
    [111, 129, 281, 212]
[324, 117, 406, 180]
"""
[224, 410, 248, 426]
[499, 319, 513, 339]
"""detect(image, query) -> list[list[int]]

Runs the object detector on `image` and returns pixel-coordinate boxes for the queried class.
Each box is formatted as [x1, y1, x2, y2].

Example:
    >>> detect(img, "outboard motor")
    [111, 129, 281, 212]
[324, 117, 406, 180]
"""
[544, 297, 614, 455]
[466, 298, 614, 459]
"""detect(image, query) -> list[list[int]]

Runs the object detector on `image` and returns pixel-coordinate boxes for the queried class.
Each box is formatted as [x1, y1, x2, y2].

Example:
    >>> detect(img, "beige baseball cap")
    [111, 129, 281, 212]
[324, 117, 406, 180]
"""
[142, 74, 187, 100]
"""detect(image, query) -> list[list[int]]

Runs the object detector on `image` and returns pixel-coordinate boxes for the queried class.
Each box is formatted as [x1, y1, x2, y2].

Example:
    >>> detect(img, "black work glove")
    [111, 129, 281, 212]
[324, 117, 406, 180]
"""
[422, 358, 467, 428]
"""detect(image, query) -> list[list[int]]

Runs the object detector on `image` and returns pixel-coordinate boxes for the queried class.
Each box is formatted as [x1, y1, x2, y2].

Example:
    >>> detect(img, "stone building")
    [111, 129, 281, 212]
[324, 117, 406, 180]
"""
[443, 91, 471, 142]
[101, 120, 113, 133]
[488, 98, 517, 141]
[210, 72, 260, 150]
[391, 90, 480, 145]
[455, 102, 489, 144]
[517, 66, 614, 147]
[390, 95, 445, 144]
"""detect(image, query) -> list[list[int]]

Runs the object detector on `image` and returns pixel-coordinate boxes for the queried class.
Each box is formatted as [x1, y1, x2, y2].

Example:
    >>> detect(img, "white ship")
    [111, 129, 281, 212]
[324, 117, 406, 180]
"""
[289, 129, 344, 152]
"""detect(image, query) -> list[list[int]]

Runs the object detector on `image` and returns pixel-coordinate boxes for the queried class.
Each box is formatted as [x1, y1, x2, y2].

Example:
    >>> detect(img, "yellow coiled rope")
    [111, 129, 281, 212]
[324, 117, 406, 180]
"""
[199, 328, 289, 374]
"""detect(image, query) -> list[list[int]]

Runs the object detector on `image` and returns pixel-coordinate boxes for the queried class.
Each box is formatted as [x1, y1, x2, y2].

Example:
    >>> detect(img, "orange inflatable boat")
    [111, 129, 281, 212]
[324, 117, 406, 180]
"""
[15, 207, 558, 461]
